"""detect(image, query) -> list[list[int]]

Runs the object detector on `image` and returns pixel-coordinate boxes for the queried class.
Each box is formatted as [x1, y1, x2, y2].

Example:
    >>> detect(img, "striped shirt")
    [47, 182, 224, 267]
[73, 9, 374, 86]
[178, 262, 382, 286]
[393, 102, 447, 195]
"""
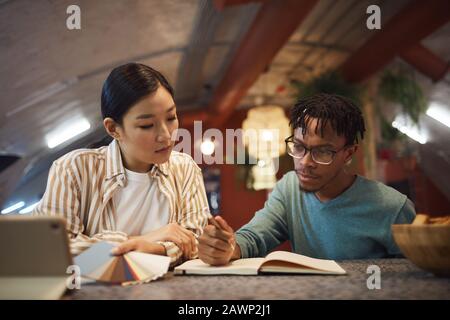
[33, 139, 210, 266]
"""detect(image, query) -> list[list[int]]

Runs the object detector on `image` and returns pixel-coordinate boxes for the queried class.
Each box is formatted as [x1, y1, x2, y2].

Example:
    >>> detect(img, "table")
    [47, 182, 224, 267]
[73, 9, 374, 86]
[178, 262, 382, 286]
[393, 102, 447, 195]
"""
[64, 259, 450, 299]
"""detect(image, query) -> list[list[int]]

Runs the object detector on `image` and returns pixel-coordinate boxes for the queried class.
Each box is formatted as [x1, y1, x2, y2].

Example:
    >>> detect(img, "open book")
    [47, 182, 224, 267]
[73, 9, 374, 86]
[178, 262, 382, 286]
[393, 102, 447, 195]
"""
[74, 242, 170, 285]
[174, 251, 346, 275]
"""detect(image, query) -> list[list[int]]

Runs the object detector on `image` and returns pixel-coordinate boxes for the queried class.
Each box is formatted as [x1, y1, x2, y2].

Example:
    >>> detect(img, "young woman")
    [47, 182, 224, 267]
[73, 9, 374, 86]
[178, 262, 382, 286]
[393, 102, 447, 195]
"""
[33, 63, 209, 266]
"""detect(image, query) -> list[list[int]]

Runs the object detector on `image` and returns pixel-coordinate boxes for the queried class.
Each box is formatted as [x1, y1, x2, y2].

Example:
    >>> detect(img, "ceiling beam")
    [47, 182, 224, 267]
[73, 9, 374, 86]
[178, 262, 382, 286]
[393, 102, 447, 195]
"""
[178, 109, 210, 128]
[213, 0, 266, 11]
[340, 0, 450, 83]
[207, 0, 318, 128]
[400, 43, 449, 82]
[176, 0, 223, 104]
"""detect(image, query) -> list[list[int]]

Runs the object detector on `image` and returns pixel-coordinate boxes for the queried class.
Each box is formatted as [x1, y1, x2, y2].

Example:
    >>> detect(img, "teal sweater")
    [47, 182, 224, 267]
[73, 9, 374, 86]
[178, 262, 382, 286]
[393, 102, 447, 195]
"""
[235, 172, 415, 260]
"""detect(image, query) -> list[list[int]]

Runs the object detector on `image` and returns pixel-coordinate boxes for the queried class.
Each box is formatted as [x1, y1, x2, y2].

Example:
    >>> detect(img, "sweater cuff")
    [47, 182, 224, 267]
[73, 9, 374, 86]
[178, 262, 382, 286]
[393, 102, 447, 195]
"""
[235, 233, 250, 259]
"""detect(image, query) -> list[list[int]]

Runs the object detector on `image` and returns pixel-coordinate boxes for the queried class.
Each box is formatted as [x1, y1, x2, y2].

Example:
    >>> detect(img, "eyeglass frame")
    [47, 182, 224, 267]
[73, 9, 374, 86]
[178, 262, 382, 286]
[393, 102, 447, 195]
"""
[284, 135, 352, 165]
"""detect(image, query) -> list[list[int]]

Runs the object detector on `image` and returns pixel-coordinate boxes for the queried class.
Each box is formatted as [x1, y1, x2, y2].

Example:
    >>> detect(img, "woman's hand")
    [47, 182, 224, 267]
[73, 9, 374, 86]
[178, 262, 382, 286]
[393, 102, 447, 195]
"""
[131, 223, 197, 259]
[111, 239, 166, 256]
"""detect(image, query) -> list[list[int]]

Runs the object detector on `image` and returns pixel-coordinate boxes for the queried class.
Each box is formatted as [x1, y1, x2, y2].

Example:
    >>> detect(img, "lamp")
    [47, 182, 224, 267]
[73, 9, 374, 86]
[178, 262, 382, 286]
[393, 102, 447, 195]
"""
[242, 105, 290, 190]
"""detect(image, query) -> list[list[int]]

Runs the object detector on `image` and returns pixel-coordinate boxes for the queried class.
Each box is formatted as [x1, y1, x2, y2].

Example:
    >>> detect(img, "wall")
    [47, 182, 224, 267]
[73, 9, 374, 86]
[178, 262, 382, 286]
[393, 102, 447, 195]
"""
[412, 166, 450, 216]
[380, 156, 450, 216]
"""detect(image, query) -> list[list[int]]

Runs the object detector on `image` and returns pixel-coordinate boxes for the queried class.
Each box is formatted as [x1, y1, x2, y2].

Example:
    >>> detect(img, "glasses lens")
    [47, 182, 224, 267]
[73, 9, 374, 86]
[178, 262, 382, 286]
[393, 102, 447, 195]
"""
[286, 140, 335, 165]
[311, 149, 333, 164]
[287, 142, 305, 158]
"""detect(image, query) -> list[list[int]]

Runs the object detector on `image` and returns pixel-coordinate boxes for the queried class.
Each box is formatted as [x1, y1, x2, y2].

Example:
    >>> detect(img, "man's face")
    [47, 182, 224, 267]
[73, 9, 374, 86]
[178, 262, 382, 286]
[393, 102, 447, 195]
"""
[293, 117, 355, 193]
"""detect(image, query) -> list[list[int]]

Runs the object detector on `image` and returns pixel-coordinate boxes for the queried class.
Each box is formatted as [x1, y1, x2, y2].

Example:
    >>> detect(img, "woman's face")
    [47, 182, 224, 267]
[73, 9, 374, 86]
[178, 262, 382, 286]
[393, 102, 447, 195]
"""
[109, 85, 178, 172]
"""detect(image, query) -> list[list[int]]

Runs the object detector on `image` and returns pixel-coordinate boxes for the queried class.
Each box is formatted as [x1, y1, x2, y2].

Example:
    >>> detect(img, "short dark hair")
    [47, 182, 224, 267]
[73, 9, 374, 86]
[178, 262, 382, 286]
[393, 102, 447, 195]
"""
[101, 63, 174, 123]
[290, 93, 365, 145]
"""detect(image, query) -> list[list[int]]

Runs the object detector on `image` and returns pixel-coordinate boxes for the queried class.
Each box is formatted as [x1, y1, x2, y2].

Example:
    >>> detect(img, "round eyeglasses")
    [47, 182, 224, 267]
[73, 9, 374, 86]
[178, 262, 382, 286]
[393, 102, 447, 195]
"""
[285, 135, 350, 165]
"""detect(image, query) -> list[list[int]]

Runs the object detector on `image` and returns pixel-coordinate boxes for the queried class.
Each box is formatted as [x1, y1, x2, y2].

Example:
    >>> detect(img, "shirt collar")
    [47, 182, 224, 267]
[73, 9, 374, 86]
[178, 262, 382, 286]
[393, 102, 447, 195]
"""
[105, 139, 125, 180]
[105, 139, 169, 180]
[153, 161, 169, 177]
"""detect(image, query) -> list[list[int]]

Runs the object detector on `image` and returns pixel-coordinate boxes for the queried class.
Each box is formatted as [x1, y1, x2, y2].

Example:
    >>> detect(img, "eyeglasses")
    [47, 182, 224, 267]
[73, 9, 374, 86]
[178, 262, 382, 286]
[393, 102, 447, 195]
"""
[284, 135, 350, 165]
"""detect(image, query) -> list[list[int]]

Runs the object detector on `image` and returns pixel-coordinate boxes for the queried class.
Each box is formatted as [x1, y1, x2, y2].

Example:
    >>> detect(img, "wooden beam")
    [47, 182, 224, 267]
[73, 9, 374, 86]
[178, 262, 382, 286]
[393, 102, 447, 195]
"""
[213, 0, 266, 11]
[178, 109, 210, 128]
[340, 0, 450, 83]
[208, 0, 318, 128]
[400, 43, 449, 82]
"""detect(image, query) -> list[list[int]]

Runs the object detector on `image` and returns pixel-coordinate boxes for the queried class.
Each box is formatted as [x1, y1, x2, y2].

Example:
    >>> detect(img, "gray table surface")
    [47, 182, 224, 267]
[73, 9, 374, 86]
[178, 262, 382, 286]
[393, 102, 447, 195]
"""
[64, 259, 450, 300]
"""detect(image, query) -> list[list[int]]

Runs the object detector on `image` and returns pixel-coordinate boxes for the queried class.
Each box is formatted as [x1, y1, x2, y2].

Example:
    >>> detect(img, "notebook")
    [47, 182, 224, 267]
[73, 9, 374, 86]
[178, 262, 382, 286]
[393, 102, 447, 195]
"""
[74, 242, 170, 285]
[174, 251, 346, 275]
[0, 216, 73, 299]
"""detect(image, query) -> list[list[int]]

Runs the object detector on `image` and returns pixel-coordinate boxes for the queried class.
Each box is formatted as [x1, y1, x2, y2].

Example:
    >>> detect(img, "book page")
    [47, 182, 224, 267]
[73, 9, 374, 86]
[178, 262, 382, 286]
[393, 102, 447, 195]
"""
[262, 251, 346, 274]
[87, 256, 116, 280]
[123, 255, 151, 280]
[174, 258, 265, 275]
[74, 242, 115, 276]
[126, 251, 170, 276]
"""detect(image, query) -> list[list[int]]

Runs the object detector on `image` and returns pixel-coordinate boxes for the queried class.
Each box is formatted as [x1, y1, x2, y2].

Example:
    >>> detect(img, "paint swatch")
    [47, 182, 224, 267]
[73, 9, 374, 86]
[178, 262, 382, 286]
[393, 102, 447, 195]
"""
[74, 242, 170, 285]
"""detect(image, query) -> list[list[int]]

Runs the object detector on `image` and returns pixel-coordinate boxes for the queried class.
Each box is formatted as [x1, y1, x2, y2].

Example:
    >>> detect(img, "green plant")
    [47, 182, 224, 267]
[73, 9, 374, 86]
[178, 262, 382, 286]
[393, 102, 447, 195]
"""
[378, 69, 427, 124]
[291, 71, 364, 107]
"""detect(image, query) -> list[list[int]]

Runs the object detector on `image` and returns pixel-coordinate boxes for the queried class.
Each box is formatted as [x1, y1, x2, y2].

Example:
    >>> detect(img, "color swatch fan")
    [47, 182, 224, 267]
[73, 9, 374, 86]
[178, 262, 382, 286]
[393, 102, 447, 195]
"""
[74, 242, 170, 285]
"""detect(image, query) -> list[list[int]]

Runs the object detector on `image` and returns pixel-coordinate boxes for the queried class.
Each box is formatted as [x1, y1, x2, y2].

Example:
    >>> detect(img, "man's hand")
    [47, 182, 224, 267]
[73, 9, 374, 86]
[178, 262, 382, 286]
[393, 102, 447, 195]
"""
[131, 223, 197, 259]
[198, 216, 241, 266]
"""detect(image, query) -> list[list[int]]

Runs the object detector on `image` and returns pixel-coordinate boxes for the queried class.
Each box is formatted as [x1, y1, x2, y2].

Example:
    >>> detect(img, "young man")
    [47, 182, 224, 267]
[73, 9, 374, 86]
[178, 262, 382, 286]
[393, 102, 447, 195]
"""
[199, 93, 415, 265]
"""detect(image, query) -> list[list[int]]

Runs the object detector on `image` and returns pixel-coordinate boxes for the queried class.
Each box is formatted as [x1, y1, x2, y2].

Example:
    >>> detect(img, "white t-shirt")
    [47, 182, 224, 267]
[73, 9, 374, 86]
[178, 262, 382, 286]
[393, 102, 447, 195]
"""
[113, 168, 170, 236]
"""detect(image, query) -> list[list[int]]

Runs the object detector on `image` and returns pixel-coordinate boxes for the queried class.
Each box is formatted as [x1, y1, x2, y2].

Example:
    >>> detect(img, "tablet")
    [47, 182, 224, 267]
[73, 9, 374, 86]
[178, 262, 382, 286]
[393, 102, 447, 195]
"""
[0, 215, 73, 299]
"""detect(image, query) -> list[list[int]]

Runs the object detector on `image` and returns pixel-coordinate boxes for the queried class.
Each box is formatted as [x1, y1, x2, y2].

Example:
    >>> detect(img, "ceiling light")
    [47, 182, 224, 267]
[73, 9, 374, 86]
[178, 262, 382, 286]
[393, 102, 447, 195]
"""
[1, 201, 25, 214]
[392, 118, 427, 144]
[46, 118, 91, 149]
[18, 202, 40, 214]
[426, 102, 450, 128]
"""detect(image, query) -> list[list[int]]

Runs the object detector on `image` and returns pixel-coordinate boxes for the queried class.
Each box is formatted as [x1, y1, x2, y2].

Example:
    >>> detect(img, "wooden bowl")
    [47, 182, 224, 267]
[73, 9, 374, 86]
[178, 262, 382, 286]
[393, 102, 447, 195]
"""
[392, 224, 450, 277]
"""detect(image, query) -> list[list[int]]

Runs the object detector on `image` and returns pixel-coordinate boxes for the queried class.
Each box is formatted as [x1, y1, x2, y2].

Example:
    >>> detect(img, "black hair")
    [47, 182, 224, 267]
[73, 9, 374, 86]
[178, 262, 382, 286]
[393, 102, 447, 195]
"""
[101, 62, 174, 123]
[290, 93, 365, 145]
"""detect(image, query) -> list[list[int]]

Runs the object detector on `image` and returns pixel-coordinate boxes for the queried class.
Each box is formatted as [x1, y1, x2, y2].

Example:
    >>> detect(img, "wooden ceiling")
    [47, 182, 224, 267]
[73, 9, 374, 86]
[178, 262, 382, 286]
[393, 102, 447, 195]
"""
[1, 0, 449, 205]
